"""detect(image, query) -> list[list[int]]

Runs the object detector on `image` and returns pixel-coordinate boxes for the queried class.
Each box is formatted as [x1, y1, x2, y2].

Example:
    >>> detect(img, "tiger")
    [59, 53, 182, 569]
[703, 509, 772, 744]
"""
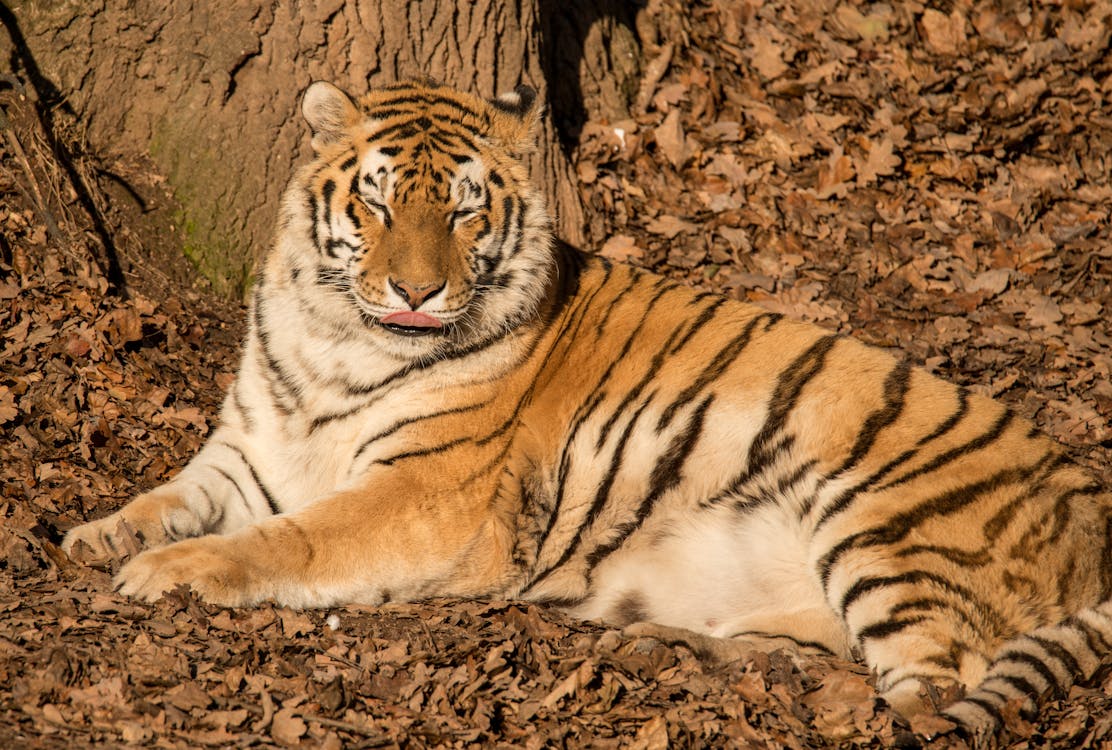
[63, 78, 1112, 733]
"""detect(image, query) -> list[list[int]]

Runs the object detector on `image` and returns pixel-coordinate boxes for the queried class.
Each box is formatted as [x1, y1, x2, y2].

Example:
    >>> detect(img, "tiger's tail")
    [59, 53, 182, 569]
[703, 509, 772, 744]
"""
[942, 601, 1112, 730]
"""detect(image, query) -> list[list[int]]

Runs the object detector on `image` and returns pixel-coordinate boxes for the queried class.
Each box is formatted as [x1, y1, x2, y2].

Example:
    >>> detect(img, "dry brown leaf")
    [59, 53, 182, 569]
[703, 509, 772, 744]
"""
[920, 9, 967, 56]
[0, 386, 17, 424]
[1025, 297, 1064, 329]
[600, 234, 644, 263]
[653, 108, 687, 168]
[629, 715, 670, 750]
[164, 681, 213, 712]
[814, 146, 855, 199]
[271, 708, 308, 745]
[854, 136, 901, 187]
[748, 35, 788, 80]
[968, 268, 1011, 296]
[645, 215, 698, 238]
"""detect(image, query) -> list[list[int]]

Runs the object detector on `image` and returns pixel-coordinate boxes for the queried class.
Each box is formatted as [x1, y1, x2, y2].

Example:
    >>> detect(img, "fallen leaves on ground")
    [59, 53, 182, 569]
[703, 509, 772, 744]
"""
[3, 0, 1112, 747]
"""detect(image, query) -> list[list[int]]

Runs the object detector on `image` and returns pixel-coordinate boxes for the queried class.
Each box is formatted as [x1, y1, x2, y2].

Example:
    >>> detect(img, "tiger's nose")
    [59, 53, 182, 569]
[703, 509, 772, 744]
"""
[389, 278, 445, 309]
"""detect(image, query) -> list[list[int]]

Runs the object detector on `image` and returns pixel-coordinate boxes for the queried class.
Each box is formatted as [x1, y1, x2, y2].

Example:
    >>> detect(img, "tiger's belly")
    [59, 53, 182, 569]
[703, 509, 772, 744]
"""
[572, 503, 852, 656]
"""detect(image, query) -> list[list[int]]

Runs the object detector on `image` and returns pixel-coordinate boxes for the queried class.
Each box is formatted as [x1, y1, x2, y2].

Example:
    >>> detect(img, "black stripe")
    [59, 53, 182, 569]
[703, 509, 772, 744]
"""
[375, 436, 471, 466]
[814, 387, 972, 530]
[199, 485, 224, 531]
[878, 407, 1016, 492]
[370, 92, 485, 121]
[1028, 634, 1083, 683]
[347, 400, 490, 459]
[727, 630, 836, 655]
[345, 201, 362, 230]
[251, 291, 301, 413]
[839, 569, 1007, 634]
[924, 650, 960, 671]
[321, 179, 335, 222]
[530, 275, 672, 558]
[827, 359, 912, 481]
[593, 273, 648, 338]
[992, 649, 1063, 694]
[585, 394, 716, 572]
[230, 380, 255, 433]
[371, 387, 532, 468]
[918, 387, 971, 446]
[220, 442, 281, 514]
[718, 333, 833, 503]
[856, 616, 928, 641]
[595, 322, 686, 449]
[510, 196, 526, 257]
[944, 695, 1003, 726]
[776, 458, 817, 494]
[547, 259, 615, 356]
[1070, 614, 1112, 654]
[888, 596, 981, 631]
[657, 312, 779, 431]
[818, 452, 1054, 586]
[307, 187, 321, 253]
[526, 400, 653, 591]
[282, 518, 316, 565]
[339, 154, 358, 171]
[894, 543, 991, 566]
[1056, 554, 1077, 606]
[743, 335, 838, 479]
[583, 399, 654, 531]
[500, 195, 516, 246]
[366, 116, 483, 154]
[990, 673, 1043, 702]
[344, 363, 415, 397]
[325, 238, 358, 257]
[213, 468, 251, 514]
[669, 297, 726, 354]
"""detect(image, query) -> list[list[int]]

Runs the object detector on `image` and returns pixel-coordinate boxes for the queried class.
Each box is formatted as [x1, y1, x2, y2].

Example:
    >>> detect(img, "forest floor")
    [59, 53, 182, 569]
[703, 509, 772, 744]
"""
[3, 0, 1112, 747]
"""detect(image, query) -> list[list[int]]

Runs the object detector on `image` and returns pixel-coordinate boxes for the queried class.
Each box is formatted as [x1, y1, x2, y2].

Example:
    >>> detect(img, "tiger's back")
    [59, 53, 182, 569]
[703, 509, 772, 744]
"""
[62, 79, 1112, 733]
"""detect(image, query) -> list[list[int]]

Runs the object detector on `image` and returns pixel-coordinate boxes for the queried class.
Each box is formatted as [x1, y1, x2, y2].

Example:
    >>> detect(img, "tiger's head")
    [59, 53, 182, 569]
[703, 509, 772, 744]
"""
[274, 79, 554, 362]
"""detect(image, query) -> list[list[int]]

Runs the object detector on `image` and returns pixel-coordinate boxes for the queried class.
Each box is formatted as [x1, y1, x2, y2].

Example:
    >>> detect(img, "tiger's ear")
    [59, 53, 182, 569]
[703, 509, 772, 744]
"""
[488, 85, 542, 153]
[302, 81, 361, 152]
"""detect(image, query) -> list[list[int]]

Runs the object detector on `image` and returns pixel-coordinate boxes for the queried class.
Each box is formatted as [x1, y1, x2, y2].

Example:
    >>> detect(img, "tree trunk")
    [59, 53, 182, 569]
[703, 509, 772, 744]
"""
[6, 0, 639, 296]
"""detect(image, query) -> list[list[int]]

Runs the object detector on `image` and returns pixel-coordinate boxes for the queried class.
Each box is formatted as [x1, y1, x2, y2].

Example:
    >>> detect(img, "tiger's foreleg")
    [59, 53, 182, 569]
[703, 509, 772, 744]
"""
[112, 475, 513, 608]
[62, 429, 270, 562]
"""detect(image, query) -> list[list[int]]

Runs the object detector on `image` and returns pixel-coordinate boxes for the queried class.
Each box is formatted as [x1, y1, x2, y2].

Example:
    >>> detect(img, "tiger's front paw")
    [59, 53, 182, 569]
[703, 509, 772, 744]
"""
[114, 536, 260, 607]
[62, 514, 142, 565]
[63, 488, 196, 564]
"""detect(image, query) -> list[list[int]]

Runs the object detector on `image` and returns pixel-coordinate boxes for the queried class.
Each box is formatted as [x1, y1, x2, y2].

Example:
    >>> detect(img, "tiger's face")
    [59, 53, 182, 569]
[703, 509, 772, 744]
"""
[280, 80, 553, 361]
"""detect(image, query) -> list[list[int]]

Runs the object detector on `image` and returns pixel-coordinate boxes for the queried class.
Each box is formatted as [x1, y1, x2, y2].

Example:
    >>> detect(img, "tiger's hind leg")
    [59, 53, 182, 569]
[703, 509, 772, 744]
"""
[941, 604, 1112, 730]
[840, 588, 992, 721]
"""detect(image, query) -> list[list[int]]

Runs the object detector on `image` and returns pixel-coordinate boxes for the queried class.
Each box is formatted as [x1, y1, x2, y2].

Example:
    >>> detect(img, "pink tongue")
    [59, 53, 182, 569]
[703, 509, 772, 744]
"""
[381, 311, 443, 329]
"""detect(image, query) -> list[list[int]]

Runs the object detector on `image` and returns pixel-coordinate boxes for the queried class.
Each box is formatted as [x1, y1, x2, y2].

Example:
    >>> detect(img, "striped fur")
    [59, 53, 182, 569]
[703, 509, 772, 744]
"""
[64, 80, 1112, 733]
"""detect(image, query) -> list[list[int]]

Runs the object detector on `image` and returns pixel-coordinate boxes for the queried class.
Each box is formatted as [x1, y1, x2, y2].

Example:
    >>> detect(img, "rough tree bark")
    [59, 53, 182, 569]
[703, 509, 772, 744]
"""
[6, 0, 640, 296]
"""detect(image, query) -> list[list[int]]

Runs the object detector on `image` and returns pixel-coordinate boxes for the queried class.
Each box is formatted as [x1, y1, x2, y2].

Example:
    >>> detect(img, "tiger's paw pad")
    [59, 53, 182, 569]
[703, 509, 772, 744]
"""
[114, 538, 253, 606]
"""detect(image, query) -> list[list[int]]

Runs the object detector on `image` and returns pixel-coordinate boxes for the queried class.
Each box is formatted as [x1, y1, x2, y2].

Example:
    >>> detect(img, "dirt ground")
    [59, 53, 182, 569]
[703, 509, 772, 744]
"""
[3, 0, 1112, 747]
